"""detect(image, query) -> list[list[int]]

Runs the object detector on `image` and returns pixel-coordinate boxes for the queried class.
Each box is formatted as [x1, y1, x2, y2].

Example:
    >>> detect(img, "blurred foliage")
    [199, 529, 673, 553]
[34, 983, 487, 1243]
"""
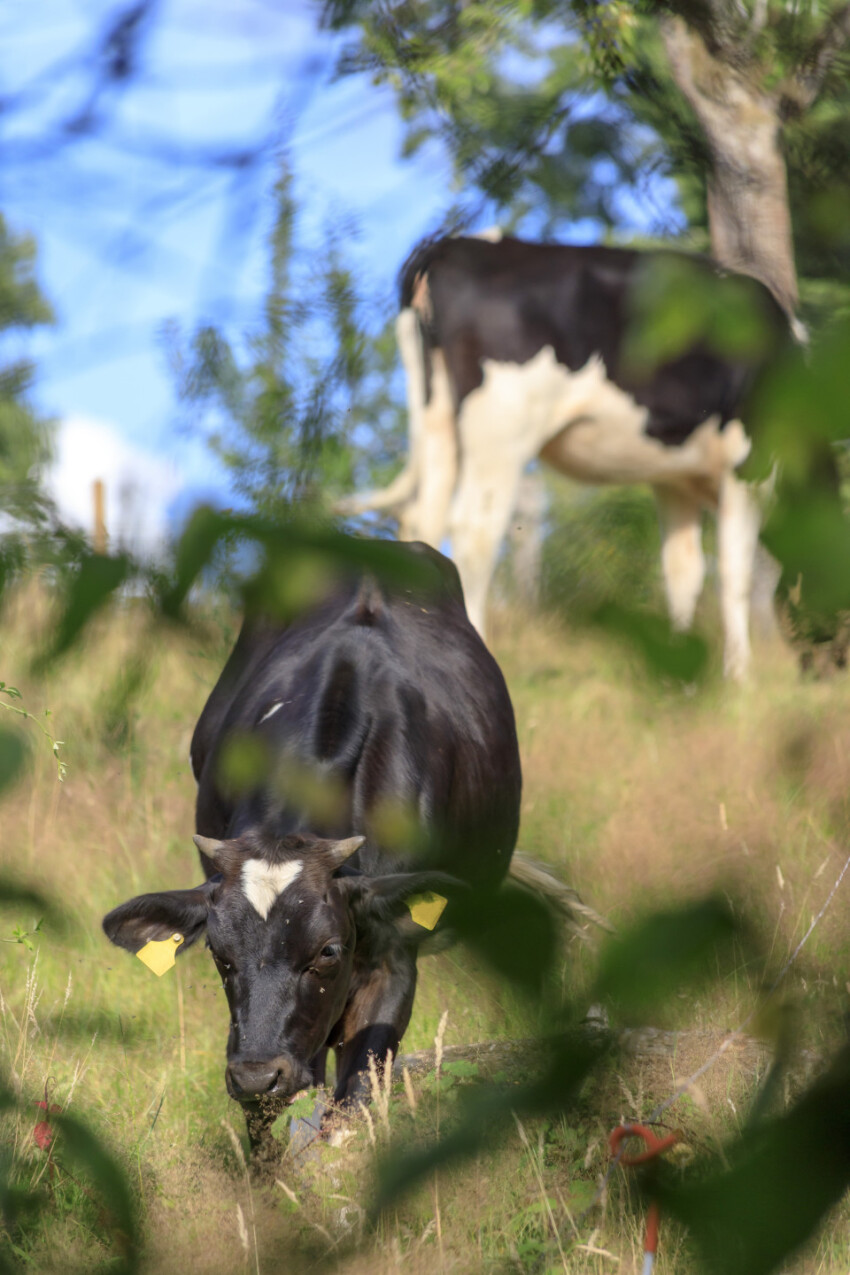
[0, 703, 134, 1271]
[323, 0, 666, 235]
[4, 475, 850, 1270]
[624, 254, 783, 373]
[321, 0, 850, 292]
[0, 8, 849, 1255]
[166, 168, 407, 526]
[0, 214, 55, 536]
[370, 880, 850, 1275]
[541, 482, 663, 617]
[540, 481, 711, 684]
[661, 1045, 850, 1275]
[0, 1077, 139, 1274]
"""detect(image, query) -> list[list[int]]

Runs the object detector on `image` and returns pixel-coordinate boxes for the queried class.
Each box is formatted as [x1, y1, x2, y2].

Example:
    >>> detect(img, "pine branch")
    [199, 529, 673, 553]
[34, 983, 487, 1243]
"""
[781, 1, 850, 116]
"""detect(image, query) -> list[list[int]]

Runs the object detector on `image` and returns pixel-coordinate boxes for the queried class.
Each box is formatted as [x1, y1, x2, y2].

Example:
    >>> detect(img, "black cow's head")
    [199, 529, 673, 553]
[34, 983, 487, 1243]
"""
[103, 831, 453, 1106]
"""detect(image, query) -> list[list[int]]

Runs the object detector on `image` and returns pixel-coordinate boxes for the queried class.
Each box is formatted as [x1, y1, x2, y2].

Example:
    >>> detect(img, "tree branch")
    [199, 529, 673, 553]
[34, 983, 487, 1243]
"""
[781, 1, 850, 115]
[655, 0, 746, 58]
[742, 0, 769, 54]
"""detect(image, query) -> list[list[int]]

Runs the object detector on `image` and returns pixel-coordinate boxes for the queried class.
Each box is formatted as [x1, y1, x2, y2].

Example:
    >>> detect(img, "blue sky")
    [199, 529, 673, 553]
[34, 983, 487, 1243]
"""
[2, 0, 455, 548]
[3, 0, 676, 552]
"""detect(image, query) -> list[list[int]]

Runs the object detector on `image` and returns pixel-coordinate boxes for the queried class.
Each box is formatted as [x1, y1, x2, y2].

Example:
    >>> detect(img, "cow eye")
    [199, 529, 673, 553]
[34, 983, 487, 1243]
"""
[307, 943, 342, 974]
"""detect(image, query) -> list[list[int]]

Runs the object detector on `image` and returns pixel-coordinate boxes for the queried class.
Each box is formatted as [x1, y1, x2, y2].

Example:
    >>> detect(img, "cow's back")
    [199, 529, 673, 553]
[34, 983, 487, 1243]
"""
[193, 543, 521, 889]
[410, 235, 787, 445]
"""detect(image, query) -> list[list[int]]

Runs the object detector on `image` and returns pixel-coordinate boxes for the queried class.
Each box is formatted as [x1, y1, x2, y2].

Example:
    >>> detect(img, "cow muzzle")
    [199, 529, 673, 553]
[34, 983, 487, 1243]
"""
[225, 1056, 312, 1104]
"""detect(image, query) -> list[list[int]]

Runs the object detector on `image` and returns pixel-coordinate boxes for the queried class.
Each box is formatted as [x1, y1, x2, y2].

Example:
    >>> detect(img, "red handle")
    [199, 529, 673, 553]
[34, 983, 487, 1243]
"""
[609, 1123, 681, 1166]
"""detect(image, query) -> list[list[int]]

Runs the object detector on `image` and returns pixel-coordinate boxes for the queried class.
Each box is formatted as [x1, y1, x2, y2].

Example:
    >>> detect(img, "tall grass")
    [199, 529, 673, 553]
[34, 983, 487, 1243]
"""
[3, 582, 850, 1270]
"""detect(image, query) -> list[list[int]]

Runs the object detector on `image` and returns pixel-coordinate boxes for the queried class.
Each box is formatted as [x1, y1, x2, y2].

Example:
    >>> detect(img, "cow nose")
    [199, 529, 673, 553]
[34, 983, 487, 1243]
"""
[226, 1057, 308, 1102]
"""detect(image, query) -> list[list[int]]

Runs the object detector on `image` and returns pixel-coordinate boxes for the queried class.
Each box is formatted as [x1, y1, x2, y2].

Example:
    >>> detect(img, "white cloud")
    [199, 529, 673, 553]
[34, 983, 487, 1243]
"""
[46, 415, 184, 558]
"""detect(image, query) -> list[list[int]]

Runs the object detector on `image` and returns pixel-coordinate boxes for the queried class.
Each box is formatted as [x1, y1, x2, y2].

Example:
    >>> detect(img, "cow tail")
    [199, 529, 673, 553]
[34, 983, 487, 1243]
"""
[508, 851, 614, 942]
[391, 303, 431, 514]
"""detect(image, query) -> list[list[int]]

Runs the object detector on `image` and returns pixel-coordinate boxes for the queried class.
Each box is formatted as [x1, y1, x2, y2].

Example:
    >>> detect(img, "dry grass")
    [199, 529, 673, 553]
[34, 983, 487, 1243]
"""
[3, 582, 850, 1271]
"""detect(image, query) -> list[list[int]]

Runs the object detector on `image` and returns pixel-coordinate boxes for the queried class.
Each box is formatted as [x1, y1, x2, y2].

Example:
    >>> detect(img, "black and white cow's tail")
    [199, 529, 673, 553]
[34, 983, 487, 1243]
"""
[334, 307, 425, 521]
[508, 851, 614, 942]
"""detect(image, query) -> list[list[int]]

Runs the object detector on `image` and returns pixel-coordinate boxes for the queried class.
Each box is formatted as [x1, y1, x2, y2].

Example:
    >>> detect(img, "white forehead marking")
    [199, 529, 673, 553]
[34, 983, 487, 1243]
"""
[258, 701, 285, 724]
[241, 859, 303, 920]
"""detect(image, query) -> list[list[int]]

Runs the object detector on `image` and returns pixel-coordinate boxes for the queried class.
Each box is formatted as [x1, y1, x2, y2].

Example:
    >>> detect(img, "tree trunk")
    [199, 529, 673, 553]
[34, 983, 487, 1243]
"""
[660, 16, 799, 316]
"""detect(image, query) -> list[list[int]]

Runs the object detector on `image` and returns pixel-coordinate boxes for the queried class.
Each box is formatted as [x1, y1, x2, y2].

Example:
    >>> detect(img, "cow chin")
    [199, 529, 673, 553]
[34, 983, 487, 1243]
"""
[225, 1055, 312, 1106]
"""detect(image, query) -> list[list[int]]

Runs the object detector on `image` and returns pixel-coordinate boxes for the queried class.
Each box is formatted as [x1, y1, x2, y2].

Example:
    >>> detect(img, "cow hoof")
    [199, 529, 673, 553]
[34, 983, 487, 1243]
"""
[289, 1098, 328, 1160]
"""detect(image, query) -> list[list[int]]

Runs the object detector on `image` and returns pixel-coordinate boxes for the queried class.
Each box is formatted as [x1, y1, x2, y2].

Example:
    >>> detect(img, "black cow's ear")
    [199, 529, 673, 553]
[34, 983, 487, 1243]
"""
[102, 883, 214, 955]
[340, 870, 465, 926]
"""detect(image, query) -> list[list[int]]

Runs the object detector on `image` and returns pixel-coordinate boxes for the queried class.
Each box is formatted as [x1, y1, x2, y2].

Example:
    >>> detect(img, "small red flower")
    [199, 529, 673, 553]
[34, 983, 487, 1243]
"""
[33, 1120, 53, 1150]
[33, 1087, 61, 1151]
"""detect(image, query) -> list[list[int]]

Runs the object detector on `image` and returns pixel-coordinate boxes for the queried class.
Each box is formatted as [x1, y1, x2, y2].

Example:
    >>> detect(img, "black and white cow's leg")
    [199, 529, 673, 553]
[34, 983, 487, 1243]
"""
[450, 445, 526, 637]
[717, 469, 761, 681]
[655, 486, 706, 632]
[397, 349, 457, 547]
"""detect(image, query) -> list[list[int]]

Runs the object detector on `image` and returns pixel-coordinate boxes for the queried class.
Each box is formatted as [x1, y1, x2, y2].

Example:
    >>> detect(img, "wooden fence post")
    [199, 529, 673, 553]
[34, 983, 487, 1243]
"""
[93, 479, 107, 554]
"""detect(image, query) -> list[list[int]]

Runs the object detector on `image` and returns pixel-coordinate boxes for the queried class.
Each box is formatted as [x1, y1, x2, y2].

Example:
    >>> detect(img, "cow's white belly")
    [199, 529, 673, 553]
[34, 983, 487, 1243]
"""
[460, 347, 750, 492]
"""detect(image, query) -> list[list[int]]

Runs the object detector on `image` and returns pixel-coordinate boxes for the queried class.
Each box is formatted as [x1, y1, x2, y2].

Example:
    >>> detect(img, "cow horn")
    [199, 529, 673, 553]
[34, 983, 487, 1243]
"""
[327, 835, 366, 869]
[193, 834, 228, 864]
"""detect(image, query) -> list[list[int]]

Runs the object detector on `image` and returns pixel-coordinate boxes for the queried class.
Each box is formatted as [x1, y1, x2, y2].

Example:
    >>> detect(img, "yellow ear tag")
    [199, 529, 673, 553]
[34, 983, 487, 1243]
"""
[404, 892, 448, 931]
[136, 933, 184, 976]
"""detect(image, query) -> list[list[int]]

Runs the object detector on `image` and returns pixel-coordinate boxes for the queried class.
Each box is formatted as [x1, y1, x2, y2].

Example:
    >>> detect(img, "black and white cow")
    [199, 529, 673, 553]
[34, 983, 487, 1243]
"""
[103, 541, 521, 1128]
[342, 234, 791, 680]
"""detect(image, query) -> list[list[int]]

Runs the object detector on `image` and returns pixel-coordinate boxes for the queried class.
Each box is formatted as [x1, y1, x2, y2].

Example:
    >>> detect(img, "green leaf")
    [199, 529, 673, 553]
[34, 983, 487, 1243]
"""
[661, 1046, 850, 1275]
[450, 884, 558, 992]
[0, 878, 62, 929]
[35, 552, 131, 668]
[593, 897, 739, 1020]
[0, 727, 28, 794]
[270, 1091, 319, 1140]
[285, 1093, 317, 1122]
[159, 505, 229, 618]
[53, 1113, 138, 1273]
[593, 601, 709, 683]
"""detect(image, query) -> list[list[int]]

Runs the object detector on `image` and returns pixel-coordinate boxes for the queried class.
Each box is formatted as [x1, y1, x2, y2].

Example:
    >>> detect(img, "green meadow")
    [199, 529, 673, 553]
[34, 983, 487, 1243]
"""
[3, 582, 850, 1273]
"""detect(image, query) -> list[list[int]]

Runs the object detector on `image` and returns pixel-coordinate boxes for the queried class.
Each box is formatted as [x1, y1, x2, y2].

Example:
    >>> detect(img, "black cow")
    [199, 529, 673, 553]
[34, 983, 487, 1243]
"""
[341, 234, 791, 680]
[103, 541, 521, 1128]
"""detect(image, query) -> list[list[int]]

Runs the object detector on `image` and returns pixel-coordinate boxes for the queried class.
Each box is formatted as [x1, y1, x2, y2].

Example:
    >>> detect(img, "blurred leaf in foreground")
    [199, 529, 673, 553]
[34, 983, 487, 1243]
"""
[374, 1026, 609, 1216]
[594, 897, 740, 1022]
[0, 727, 28, 794]
[375, 897, 741, 1215]
[449, 884, 558, 994]
[34, 550, 132, 668]
[661, 1045, 850, 1275]
[593, 601, 709, 684]
[52, 1113, 138, 1274]
[159, 507, 443, 623]
[0, 875, 65, 933]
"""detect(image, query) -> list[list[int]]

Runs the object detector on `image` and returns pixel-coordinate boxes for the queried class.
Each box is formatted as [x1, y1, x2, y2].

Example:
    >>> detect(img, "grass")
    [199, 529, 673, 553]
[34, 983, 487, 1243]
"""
[3, 580, 850, 1271]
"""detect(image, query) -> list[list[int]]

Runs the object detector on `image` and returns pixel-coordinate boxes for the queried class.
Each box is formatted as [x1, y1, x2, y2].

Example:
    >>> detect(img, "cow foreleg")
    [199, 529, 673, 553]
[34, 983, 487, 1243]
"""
[333, 949, 417, 1107]
[450, 450, 526, 638]
[655, 487, 706, 631]
[718, 471, 761, 681]
[397, 349, 457, 547]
